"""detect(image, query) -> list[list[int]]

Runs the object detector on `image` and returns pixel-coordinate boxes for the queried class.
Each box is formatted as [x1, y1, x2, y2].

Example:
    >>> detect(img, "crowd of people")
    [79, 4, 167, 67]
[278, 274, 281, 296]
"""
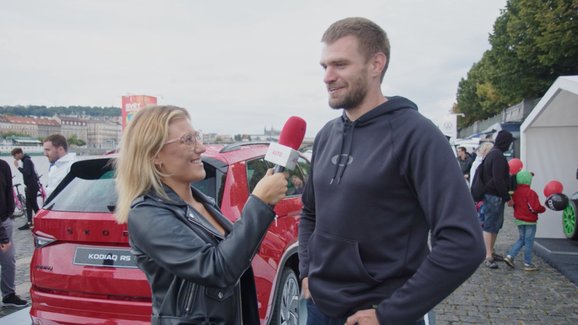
[0, 134, 77, 309]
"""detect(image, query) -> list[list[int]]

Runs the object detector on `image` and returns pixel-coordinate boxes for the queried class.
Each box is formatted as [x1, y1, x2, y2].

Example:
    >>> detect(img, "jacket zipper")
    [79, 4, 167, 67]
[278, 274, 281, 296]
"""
[185, 209, 225, 241]
[183, 282, 194, 313]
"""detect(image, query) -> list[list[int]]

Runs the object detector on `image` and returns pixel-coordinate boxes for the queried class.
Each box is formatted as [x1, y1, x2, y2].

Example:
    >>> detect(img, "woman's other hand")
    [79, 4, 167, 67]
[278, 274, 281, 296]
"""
[252, 169, 288, 205]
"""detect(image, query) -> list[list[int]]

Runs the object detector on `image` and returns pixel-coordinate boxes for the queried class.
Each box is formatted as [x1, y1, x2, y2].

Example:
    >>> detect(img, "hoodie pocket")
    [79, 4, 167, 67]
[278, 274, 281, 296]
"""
[308, 231, 379, 285]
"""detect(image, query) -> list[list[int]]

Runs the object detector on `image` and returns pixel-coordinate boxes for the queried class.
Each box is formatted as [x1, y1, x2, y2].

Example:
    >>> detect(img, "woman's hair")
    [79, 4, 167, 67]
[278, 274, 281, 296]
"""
[115, 105, 190, 224]
[477, 141, 494, 157]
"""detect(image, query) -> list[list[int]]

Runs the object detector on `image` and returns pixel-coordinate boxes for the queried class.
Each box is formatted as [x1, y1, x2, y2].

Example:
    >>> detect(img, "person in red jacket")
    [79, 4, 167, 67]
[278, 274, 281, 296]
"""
[504, 170, 546, 271]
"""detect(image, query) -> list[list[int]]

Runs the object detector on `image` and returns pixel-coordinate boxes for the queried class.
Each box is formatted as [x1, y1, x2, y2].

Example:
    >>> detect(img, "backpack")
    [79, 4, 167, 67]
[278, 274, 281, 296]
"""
[470, 159, 486, 202]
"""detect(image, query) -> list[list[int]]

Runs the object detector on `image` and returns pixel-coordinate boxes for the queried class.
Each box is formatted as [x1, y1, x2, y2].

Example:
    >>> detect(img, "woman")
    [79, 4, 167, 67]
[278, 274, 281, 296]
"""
[115, 105, 287, 324]
[469, 141, 494, 189]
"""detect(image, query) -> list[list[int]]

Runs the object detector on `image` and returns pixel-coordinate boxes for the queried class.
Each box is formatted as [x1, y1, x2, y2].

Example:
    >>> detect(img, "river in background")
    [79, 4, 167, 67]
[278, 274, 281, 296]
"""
[1, 153, 100, 189]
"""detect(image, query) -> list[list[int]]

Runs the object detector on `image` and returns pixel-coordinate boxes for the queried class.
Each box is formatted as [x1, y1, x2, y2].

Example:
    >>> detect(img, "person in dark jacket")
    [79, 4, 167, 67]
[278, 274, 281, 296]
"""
[11, 148, 40, 230]
[114, 105, 288, 325]
[0, 159, 14, 245]
[479, 130, 514, 269]
[298, 17, 485, 325]
[457, 146, 473, 182]
[0, 158, 29, 307]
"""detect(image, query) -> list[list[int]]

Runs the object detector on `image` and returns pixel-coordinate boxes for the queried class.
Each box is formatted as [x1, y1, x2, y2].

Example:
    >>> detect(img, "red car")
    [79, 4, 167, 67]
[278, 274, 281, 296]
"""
[30, 143, 310, 325]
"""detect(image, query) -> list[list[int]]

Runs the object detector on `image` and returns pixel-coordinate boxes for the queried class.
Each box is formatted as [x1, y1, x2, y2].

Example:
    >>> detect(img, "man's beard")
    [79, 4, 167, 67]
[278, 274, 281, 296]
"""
[328, 75, 368, 110]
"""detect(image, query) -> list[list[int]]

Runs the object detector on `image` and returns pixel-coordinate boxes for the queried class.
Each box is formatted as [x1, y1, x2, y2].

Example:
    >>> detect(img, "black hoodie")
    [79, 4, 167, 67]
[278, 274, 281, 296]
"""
[299, 96, 485, 324]
[18, 154, 39, 188]
[481, 130, 514, 201]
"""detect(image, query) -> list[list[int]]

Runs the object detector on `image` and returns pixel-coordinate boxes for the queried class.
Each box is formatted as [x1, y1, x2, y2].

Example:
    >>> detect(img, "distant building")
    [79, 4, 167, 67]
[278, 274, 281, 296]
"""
[55, 116, 88, 142]
[87, 119, 121, 149]
[36, 118, 61, 140]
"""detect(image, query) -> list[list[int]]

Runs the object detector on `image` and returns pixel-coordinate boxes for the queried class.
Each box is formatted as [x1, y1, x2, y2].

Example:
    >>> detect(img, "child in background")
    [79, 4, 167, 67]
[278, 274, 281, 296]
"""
[504, 170, 546, 271]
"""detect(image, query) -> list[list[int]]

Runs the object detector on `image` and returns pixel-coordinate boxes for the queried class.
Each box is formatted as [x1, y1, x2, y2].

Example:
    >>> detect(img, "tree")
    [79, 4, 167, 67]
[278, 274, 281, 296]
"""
[456, 0, 578, 127]
[67, 134, 86, 147]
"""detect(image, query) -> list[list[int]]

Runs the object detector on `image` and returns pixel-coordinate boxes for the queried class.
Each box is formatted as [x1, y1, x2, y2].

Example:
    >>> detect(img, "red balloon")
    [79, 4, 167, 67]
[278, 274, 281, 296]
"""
[508, 158, 523, 175]
[543, 180, 564, 197]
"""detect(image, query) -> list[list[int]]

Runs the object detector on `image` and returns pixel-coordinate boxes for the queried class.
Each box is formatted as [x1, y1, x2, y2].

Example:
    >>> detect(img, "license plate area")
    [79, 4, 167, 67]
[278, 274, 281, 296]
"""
[73, 247, 138, 268]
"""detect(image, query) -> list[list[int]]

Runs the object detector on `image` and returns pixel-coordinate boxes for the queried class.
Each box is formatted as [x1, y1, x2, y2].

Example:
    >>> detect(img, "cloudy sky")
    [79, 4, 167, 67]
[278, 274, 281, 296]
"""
[0, 0, 507, 137]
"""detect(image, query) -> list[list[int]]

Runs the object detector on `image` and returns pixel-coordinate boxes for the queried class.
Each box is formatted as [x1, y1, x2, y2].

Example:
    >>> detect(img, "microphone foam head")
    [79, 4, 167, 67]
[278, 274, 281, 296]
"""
[278, 116, 306, 150]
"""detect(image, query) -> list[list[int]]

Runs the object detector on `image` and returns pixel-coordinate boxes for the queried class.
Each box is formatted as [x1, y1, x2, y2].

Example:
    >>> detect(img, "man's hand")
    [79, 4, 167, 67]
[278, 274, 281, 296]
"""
[13, 160, 19, 168]
[301, 277, 311, 299]
[0, 242, 11, 252]
[346, 309, 379, 325]
[507, 199, 514, 207]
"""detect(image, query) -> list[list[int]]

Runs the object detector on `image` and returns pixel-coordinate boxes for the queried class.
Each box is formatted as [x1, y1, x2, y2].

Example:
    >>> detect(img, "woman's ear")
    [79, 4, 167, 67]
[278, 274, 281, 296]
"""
[153, 156, 163, 168]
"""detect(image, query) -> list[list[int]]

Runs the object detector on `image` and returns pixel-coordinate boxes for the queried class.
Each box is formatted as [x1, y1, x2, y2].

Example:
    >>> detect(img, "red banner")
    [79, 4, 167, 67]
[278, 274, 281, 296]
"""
[121, 95, 157, 130]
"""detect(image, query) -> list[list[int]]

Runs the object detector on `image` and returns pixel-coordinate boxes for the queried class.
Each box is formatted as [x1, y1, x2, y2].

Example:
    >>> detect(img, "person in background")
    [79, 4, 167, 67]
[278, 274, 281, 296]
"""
[11, 147, 40, 230]
[0, 158, 29, 308]
[115, 105, 287, 324]
[503, 170, 545, 271]
[457, 146, 473, 182]
[479, 130, 514, 269]
[469, 141, 495, 227]
[43, 134, 77, 197]
[469, 141, 494, 190]
[289, 175, 305, 195]
[298, 17, 484, 325]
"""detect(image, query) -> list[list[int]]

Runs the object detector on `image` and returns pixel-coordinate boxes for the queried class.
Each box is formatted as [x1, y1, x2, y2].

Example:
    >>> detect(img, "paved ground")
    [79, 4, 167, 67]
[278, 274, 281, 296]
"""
[434, 207, 578, 324]
[1, 208, 577, 324]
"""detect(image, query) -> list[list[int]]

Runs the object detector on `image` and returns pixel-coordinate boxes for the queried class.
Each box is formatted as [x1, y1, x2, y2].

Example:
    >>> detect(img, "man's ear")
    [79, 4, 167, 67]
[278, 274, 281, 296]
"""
[370, 52, 386, 78]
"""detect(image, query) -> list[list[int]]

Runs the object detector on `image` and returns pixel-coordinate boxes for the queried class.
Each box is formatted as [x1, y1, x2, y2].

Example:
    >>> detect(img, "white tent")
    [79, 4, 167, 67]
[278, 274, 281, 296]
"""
[521, 76, 578, 238]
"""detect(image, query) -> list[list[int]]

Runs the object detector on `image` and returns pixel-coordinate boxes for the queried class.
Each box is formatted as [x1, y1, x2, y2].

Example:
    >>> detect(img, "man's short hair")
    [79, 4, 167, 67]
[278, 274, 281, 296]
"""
[322, 17, 391, 81]
[44, 134, 68, 151]
[10, 147, 23, 156]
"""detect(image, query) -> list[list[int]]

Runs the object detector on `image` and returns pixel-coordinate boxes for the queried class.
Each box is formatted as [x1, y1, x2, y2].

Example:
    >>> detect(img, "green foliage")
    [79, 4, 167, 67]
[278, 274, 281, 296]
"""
[455, 0, 578, 127]
[0, 105, 121, 117]
[67, 134, 86, 147]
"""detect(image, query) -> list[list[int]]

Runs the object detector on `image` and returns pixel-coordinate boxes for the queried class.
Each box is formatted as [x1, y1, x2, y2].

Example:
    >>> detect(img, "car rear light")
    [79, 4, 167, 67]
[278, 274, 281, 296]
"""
[33, 233, 56, 248]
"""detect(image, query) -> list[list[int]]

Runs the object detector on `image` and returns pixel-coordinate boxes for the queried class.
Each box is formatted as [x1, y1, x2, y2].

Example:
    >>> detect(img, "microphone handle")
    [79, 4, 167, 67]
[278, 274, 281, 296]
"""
[273, 165, 285, 173]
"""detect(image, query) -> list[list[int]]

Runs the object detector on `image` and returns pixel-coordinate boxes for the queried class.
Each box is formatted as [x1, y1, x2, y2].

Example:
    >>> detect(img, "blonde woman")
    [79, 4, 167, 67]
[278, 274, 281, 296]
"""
[115, 105, 287, 324]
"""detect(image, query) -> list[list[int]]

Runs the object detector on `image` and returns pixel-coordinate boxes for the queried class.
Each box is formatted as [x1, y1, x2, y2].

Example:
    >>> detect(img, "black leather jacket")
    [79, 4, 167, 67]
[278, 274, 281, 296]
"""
[128, 185, 276, 324]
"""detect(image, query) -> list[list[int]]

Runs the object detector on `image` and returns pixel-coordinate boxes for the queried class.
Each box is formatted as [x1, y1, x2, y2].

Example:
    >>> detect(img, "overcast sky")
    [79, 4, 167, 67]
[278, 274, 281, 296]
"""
[0, 0, 507, 137]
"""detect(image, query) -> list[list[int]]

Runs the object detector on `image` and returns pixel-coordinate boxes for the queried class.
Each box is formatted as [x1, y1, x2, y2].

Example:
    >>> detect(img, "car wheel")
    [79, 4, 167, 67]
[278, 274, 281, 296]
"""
[271, 268, 300, 325]
[562, 199, 578, 240]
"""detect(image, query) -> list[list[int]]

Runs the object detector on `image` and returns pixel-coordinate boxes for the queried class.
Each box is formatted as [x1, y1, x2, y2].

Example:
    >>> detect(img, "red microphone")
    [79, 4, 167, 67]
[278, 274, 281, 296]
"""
[265, 116, 307, 173]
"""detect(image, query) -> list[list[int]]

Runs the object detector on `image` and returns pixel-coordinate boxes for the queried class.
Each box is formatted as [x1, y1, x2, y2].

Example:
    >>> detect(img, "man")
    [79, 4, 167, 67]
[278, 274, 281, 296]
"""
[457, 146, 473, 182]
[479, 130, 514, 269]
[0, 158, 29, 308]
[11, 147, 40, 230]
[43, 134, 77, 197]
[298, 17, 485, 325]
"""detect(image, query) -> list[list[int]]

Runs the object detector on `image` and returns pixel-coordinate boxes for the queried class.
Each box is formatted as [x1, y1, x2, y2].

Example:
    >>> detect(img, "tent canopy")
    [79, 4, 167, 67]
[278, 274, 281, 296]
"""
[521, 76, 578, 238]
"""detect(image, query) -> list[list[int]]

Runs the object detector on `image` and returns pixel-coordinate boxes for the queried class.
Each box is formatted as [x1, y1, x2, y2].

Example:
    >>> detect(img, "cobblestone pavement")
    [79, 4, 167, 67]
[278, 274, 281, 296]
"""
[0, 217, 33, 318]
[434, 207, 578, 325]
[1, 208, 577, 323]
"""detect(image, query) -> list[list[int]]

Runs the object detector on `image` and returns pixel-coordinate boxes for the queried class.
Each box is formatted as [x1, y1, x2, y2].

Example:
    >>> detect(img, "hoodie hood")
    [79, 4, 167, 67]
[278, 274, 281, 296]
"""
[330, 96, 418, 184]
[494, 130, 513, 152]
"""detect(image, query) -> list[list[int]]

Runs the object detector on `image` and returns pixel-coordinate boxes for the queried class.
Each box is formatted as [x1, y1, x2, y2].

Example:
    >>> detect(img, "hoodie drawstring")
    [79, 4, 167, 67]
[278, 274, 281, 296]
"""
[330, 120, 355, 185]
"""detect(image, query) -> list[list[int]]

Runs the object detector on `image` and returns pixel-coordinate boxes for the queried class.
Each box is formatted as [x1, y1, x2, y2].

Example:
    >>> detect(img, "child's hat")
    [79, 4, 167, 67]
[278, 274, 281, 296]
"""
[516, 170, 533, 185]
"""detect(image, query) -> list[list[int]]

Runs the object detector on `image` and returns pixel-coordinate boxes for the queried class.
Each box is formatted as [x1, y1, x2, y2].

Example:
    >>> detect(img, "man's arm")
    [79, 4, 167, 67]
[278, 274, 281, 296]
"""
[19, 158, 36, 180]
[492, 157, 511, 201]
[375, 121, 485, 324]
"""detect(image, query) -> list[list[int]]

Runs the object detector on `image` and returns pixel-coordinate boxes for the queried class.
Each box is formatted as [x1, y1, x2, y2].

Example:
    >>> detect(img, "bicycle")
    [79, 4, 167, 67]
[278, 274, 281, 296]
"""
[12, 183, 27, 218]
[37, 175, 47, 205]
